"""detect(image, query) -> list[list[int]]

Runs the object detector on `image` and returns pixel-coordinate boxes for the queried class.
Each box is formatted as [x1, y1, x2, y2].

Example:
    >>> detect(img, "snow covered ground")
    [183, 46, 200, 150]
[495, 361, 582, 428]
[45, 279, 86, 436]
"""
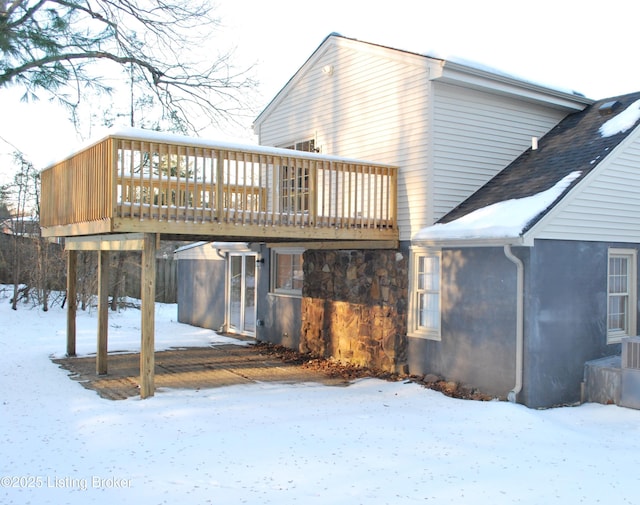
[1, 286, 640, 505]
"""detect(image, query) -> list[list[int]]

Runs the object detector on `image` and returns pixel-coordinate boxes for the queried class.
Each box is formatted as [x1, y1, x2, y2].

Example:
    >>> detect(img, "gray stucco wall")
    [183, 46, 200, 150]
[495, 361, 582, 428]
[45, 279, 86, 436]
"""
[255, 244, 302, 349]
[177, 258, 226, 331]
[406, 240, 633, 408]
[522, 240, 627, 408]
[407, 247, 518, 398]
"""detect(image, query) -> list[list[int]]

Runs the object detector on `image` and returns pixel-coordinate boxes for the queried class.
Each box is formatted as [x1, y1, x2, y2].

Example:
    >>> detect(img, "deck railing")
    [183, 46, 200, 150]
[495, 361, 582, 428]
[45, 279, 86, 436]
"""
[41, 132, 398, 238]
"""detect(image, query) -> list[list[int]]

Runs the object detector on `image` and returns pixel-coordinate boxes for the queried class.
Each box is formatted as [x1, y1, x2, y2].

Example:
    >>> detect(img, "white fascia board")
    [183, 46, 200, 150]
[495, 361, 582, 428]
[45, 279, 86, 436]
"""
[333, 35, 436, 66]
[174, 242, 250, 260]
[431, 60, 593, 112]
[173, 242, 220, 260]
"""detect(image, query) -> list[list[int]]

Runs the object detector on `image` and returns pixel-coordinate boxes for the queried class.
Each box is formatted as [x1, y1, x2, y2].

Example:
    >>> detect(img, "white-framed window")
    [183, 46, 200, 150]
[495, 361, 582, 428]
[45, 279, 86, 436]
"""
[271, 248, 304, 296]
[408, 247, 441, 340]
[607, 248, 637, 343]
[283, 139, 316, 153]
[279, 139, 316, 213]
[281, 165, 309, 213]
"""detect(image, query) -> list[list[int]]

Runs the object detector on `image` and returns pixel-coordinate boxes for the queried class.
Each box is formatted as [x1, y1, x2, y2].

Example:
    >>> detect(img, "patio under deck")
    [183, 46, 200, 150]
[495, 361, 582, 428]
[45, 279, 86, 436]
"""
[40, 129, 399, 398]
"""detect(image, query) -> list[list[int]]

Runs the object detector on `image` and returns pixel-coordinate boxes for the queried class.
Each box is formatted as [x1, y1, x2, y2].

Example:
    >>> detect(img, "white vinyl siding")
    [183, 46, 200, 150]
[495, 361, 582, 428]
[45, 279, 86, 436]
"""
[257, 39, 431, 242]
[431, 82, 566, 222]
[256, 36, 579, 242]
[535, 134, 640, 242]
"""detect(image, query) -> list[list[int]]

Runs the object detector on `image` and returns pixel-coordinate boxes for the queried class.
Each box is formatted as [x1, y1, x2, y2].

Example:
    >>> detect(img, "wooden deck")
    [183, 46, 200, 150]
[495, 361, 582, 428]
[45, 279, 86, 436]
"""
[40, 130, 398, 245]
[41, 129, 399, 399]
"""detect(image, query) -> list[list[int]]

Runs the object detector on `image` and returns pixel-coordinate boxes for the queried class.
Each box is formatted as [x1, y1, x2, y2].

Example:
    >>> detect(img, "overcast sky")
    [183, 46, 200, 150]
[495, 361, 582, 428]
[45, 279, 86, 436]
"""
[1, 0, 637, 171]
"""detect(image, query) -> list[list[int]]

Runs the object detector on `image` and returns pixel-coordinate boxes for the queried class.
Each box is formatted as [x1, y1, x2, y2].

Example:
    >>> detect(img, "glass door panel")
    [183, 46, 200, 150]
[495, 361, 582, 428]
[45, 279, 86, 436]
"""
[244, 256, 256, 334]
[229, 255, 243, 332]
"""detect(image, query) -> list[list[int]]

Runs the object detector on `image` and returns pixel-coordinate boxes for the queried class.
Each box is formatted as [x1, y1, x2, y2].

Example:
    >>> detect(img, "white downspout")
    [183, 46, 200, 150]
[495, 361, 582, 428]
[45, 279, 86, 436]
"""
[504, 245, 524, 403]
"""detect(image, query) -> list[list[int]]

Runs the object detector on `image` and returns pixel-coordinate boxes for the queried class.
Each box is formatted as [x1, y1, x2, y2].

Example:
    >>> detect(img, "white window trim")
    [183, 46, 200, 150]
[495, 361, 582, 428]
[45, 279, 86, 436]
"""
[607, 248, 637, 344]
[277, 139, 316, 215]
[408, 247, 442, 341]
[279, 137, 318, 153]
[270, 247, 305, 297]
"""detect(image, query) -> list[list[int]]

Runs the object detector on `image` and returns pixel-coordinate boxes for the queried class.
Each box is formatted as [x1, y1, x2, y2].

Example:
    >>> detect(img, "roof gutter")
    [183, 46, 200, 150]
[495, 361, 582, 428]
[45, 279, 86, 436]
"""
[503, 244, 524, 402]
[412, 235, 531, 249]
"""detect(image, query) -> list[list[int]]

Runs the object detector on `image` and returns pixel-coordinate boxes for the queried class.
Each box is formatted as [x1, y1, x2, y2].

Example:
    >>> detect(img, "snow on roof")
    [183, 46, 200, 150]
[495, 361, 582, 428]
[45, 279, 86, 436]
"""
[42, 126, 389, 170]
[599, 99, 640, 137]
[439, 55, 583, 98]
[413, 171, 582, 243]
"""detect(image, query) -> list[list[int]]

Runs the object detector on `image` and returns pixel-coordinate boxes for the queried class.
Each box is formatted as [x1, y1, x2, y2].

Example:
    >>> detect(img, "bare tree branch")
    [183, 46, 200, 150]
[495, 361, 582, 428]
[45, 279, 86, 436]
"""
[0, 0, 257, 133]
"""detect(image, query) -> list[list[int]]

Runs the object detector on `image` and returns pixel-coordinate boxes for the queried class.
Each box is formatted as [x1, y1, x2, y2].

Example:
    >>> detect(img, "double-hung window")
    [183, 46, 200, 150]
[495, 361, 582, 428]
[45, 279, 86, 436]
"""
[408, 248, 441, 340]
[607, 248, 637, 343]
[271, 248, 304, 296]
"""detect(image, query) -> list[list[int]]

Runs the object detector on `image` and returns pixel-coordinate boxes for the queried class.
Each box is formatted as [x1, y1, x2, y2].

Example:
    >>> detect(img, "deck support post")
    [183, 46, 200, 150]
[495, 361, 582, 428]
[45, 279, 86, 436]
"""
[140, 233, 157, 399]
[97, 250, 110, 375]
[66, 250, 77, 357]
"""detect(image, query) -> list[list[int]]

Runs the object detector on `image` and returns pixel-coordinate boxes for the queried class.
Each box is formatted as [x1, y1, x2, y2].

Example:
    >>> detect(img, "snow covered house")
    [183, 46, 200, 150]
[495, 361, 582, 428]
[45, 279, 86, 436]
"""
[176, 33, 606, 407]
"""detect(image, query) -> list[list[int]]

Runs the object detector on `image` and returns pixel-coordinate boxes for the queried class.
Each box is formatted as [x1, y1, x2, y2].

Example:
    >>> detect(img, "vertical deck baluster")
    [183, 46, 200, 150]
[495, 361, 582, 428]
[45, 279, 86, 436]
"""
[183, 145, 192, 222]
[372, 165, 379, 229]
[227, 150, 233, 223]
[242, 152, 248, 224]
[272, 156, 278, 226]
[127, 141, 134, 218]
[364, 164, 370, 228]
[139, 141, 146, 221]
[271, 156, 284, 226]
[221, 150, 227, 223]
[390, 166, 397, 229]
[345, 163, 351, 229]
[158, 142, 164, 221]
[286, 155, 293, 227]
[199, 148, 206, 223]
[207, 149, 215, 223]
[215, 150, 223, 223]
[169, 144, 177, 221]
[188, 147, 194, 221]
[109, 138, 116, 222]
[257, 155, 263, 224]
[317, 161, 324, 228]
[139, 142, 147, 221]
[293, 157, 299, 227]
[194, 148, 201, 223]
[337, 162, 342, 228]
[224, 151, 231, 223]
[114, 139, 121, 218]
[248, 154, 255, 223]
[308, 159, 317, 228]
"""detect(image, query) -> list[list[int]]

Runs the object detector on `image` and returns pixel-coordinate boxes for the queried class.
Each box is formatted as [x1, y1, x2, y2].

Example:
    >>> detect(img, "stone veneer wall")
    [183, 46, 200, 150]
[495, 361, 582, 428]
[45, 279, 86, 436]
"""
[300, 249, 408, 373]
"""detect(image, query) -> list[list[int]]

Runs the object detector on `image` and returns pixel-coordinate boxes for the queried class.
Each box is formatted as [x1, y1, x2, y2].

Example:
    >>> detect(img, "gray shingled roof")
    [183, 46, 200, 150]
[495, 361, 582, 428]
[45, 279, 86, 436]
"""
[438, 91, 640, 233]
